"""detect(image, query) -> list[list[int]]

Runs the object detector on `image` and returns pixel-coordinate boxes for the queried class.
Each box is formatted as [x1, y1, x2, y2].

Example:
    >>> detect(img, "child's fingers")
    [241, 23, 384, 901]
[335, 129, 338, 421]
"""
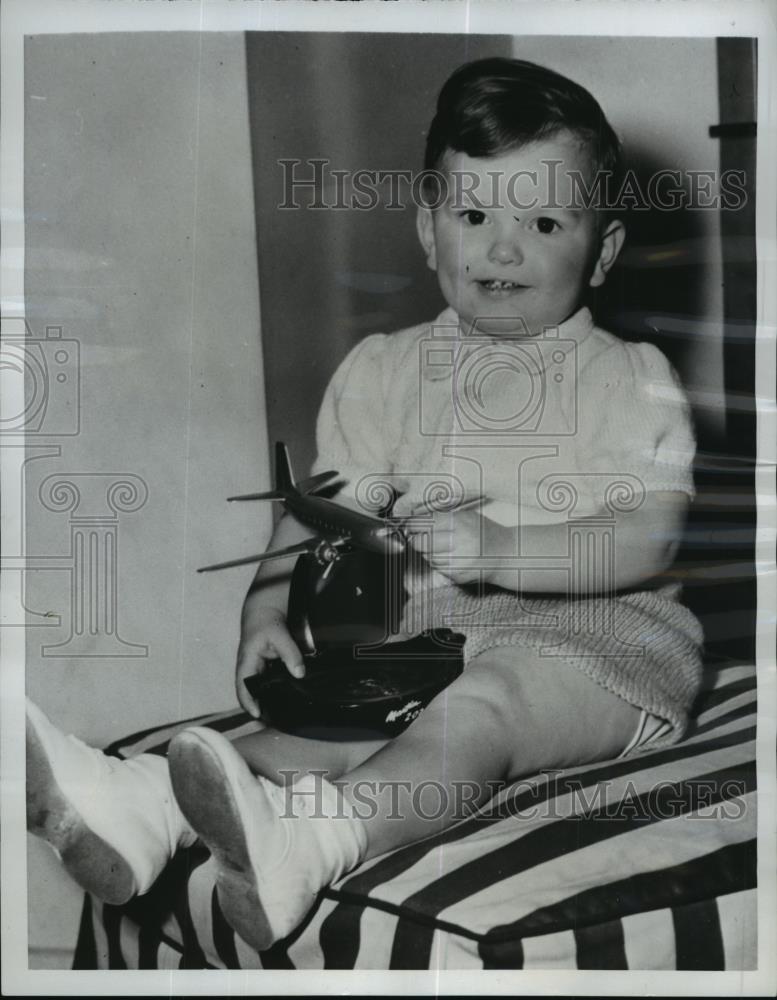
[235, 647, 264, 718]
[268, 626, 306, 680]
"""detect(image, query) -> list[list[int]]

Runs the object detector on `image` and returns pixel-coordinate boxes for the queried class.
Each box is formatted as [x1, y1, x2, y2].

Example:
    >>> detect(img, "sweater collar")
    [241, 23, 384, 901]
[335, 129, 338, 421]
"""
[422, 305, 595, 382]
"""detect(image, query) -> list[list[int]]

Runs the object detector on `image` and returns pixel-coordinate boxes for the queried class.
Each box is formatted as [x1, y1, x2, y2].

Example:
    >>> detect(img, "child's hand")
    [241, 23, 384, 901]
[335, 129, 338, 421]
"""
[235, 602, 305, 719]
[405, 505, 493, 585]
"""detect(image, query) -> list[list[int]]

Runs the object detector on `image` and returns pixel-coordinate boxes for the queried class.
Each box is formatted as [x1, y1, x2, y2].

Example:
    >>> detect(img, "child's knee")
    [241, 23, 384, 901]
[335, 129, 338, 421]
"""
[444, 646, 642, 774]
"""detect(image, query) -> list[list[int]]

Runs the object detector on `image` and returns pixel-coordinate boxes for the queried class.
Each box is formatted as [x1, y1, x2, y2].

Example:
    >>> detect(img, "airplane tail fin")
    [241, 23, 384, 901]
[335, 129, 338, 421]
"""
[227, 442, 296, 502]
[275, 441, 295, 493]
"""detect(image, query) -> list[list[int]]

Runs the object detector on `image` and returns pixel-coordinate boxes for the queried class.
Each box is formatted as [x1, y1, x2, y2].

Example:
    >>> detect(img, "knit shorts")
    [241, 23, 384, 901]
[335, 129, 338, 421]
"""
[398, 578, 705, 751]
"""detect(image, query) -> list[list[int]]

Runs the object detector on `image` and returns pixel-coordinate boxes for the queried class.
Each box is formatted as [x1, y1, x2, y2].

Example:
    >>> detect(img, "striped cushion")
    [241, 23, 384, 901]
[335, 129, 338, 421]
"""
[74, 661, 757, 970]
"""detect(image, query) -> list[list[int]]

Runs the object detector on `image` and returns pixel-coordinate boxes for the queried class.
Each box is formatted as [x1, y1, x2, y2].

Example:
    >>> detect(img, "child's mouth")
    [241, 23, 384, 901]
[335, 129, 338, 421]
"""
[478, 279, 525, 293]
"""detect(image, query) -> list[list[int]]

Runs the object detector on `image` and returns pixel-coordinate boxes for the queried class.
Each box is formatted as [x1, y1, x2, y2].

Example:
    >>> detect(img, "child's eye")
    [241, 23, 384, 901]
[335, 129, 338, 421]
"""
[532, 217, 561, 234]
[459, 209, 487, 226]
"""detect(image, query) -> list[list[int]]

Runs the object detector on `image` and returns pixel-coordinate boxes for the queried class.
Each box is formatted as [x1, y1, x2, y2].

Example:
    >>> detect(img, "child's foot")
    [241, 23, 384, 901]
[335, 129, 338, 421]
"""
[168, 727, 366, 952]
[26, 698, 195, 903]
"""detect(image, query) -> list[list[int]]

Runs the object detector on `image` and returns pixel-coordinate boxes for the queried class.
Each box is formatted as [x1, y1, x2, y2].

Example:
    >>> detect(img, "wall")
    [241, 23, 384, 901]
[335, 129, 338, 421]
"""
[23, 32, 269, 967]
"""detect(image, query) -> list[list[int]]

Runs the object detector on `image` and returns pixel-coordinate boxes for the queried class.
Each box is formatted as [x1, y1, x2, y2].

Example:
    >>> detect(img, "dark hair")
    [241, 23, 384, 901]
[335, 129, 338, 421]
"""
[423, 57, 623, 210]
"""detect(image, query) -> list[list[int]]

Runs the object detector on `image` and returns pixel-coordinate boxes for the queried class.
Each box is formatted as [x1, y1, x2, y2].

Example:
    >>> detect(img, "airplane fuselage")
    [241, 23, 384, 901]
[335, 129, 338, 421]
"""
[284, 492, 406, 557]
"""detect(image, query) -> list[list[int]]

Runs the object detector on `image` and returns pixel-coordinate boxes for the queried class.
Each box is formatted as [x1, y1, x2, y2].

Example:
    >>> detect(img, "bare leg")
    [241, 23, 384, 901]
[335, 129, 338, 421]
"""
[169, 649, 641, 951]
[338, 647, 642, 859]
[231, 728, 388, 784]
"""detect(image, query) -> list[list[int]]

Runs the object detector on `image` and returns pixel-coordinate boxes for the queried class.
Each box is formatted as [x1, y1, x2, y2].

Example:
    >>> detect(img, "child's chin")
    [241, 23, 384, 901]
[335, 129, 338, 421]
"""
[463, 314, 539, 338]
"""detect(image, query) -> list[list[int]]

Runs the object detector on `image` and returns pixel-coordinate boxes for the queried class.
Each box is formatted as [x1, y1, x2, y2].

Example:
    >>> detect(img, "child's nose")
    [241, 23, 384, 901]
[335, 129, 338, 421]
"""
[487, 234, 523, 266]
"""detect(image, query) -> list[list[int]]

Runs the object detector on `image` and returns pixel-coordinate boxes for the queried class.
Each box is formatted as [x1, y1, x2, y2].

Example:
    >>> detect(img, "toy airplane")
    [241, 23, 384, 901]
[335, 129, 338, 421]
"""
[197, 442, 408, 573]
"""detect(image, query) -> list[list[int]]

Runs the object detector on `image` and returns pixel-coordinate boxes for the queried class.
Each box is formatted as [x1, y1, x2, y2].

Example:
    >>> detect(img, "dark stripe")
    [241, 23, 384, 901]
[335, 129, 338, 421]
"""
[693, 676, 756, 715]
[102, 903, 127, 969]
[575, 919, 628, 969]
[72, 895, 98, 969]
[108, 712, 251, 758]
[319, 726, 754, 964]
[479, 936, 524, 969]
[673, 898, 726, 969]
[691, 700, 757, 737]
[320, 894, 362, 969]
[480, 830, 755, 950]
[174, 877, 207, 968]
[211, 888, 240, 969]
[709, 121, 757, 138]
[390, 915, 434, 970]
[258, 940, 295, 969]
[137, 921, 160, 969]
[390, 912, 440, 970]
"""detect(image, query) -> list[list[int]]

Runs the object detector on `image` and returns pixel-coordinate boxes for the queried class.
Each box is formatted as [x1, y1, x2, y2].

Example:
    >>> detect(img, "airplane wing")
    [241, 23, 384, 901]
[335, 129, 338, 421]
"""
[197, 538, 320, 573]
[227, 490, 284, 502]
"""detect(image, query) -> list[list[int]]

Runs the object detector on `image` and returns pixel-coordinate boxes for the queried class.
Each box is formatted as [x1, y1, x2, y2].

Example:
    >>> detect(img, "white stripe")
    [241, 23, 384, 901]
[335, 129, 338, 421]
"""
[232, 926, 263, 969]
[521, 929, 578, 969]
[91, 899, 110, 968]
[156, 940, 183, 970]
[352, 906, 399, 969]
[693, 688, 757, 729]
[118, 914, 140, 969]
[286, 896, 335, 969]
[429, 928, 483, 969]
[187, 857, 218, 967]
[716, 889, 758, 970]
[622, 907, 677, 969]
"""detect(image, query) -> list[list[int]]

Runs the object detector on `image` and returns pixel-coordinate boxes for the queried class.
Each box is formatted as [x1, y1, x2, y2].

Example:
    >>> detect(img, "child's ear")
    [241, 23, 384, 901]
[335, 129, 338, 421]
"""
[416, 206, 437, 272]
[589, 218, 626, 288]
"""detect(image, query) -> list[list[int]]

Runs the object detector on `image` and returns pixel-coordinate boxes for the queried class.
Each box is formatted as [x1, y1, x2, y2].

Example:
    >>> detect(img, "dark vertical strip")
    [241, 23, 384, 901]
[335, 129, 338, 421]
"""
[102, 903, 127, 969]
[137, 922, 160, 969]
[389, 919, 435, 970]
[320, 896, 362, 969]
[716, 37, 757, 457]
[210, 888, 240, 969]
[575, 919, 628, 969]
[713, 36, 758, 665]
[257, 941, 295, 970]
[174, 884, 206, 968]
[72, 895, 98, 969]
[672, 898, 725, 970]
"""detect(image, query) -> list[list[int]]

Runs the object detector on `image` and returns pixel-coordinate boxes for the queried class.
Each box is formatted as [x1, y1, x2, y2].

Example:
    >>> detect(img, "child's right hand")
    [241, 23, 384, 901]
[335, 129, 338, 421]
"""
[235, 602, 305, 719]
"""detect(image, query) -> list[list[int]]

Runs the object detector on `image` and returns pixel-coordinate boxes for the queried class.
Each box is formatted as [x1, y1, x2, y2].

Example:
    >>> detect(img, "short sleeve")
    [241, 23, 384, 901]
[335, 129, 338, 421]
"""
[582, 340, 697, 500]
[311, 333, 393, 498]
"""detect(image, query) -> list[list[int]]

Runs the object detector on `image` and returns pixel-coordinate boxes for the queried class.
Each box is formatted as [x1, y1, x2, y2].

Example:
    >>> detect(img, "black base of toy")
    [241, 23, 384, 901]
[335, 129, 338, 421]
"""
[244, 628, 465, 739]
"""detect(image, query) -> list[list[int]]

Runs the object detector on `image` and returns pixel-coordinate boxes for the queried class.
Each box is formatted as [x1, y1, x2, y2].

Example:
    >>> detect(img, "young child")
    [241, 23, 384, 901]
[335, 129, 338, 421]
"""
[26, 57, 703, 955]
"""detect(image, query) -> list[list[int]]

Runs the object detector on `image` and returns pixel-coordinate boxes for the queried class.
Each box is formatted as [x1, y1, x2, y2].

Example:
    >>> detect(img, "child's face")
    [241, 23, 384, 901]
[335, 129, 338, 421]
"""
[417, 133, 625, 336]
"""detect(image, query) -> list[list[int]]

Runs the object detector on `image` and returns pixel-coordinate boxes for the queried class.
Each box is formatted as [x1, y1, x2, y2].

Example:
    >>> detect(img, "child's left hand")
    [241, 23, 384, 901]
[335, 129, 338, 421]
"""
[404, 504, 497, 585]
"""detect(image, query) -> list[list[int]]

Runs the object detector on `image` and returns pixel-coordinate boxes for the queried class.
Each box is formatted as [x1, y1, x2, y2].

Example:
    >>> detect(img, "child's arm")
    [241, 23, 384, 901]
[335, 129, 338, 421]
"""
[407, 490, 688, 594]
[234, 512, 311, 717]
